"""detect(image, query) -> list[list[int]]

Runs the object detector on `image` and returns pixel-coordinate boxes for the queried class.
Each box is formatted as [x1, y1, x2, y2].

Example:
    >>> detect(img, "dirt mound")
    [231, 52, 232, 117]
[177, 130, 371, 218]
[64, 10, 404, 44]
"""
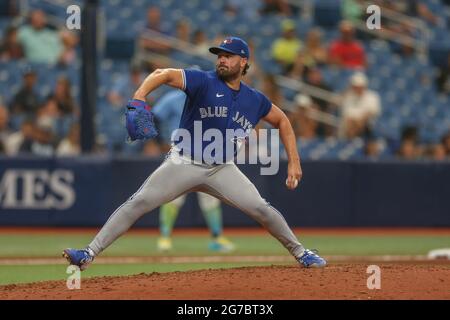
[1, 263, 449, 300]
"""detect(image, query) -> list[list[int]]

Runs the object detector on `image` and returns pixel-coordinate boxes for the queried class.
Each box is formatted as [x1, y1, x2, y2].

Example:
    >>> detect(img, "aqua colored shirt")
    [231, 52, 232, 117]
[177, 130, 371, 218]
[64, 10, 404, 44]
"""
[17, 26, 63, 64]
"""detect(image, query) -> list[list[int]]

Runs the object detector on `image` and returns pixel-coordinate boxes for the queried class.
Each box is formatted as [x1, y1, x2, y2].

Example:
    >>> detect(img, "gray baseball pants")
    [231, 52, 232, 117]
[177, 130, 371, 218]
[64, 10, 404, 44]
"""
[88, 150, 305, 259]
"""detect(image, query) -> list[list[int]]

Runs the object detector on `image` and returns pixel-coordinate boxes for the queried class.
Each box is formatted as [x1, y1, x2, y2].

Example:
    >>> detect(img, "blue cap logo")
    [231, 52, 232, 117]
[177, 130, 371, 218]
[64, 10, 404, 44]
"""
[209, 36, 250, 59]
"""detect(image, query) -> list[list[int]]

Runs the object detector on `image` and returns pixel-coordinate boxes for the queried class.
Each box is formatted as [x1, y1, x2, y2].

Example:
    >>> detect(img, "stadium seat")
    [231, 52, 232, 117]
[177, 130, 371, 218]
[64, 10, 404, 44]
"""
[313, 0, 342, 28]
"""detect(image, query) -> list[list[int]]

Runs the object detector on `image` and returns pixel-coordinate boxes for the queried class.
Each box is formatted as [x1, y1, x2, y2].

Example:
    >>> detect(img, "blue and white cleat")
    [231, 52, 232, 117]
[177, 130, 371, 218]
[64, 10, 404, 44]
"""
[297, 249, 327, 268]
[62, 248, 95, 271]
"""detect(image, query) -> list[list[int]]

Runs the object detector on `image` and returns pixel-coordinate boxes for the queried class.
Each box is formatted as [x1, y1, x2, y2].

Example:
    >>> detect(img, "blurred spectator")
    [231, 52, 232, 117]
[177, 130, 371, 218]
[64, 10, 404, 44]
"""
[223, 0, 261, 18]
[244, 39, 264, 89]
[402, 0, 439, 25]
[341, 0, 363, 23]
[395, 38, 416, 58]
[294, 94, 318, 139]
[6, 116, 56, 156]
[396, 126, 422, 160]
[56, 123, 80, 156]
[17, 10, 63, 64]
[304, 68, 335, 137]
[261, 74, 283, 107]
[22, 118, 56, 156]
[426, 144, 446, 161]
[363, 138, 382, 159]
[152, 90, 186, 152]
[304, 68, 333, 111]
[376, 0, 438, 25]
[0, 26, 23, 61]
[260, 0, 292, 16]
[372, 1, 420, 57]
[9, 68, 40, 116]
[36, 96, 60, 134]
[108, 63, 144, 109]
[436, 53, 450, 95]
[192, 30, 210, 55]
[59, 31, 79, 66]
[303, 28, 328, 67]
[138, 6, 171, 55]
[441, 132, 450, 158]
[289, 29, 327, 79]
[6, 119, 35, 155]
[175, 20, 191, 43]
[271, 19, 302, 74]
[0, 104, 10, 155]
[49, 76, 78, 115]
[212, 33, 226, 48]
[142, 140, 161, 157]
[289, 51, 308, 79]
[397, 139, 420, 160]
[20, 102, 60, 156]
[340, 72, 381, 139]
[329, 20, 366, 69]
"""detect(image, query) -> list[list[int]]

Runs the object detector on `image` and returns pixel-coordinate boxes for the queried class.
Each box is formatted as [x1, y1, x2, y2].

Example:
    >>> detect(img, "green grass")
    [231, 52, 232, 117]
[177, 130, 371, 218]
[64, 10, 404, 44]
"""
[0, 232, 449, 285]
[0, 233, 449, 257]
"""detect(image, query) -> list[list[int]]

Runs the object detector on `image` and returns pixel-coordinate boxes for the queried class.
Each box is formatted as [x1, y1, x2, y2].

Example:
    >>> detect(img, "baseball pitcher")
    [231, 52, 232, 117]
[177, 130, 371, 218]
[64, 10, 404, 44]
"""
[63, 36, 326, 270]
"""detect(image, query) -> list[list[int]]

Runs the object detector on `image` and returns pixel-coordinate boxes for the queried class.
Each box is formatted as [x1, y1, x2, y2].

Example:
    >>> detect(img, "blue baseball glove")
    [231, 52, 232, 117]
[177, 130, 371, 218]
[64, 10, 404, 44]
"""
[125, 99, 158, 141]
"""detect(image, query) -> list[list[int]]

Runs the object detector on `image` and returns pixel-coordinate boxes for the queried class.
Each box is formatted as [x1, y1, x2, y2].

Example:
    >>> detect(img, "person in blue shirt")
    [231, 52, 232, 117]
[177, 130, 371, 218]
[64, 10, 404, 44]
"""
[152, 88, 235, 252]
[64, 36, 326, 270]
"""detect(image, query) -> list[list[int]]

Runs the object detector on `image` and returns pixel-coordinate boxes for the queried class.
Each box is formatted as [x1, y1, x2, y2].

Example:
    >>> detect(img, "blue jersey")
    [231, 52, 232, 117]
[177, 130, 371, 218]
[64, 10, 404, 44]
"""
[172, 69, 272, 163]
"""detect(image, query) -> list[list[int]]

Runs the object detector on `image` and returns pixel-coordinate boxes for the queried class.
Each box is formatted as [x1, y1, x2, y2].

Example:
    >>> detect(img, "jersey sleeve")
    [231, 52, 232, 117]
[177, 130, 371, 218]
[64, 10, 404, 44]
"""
[181, 69, 208, 98]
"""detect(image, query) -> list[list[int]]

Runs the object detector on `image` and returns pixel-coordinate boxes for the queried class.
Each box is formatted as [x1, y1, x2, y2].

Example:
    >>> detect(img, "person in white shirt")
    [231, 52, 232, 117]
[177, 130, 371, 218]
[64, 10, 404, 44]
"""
[56, 123, 80, 156]
[340, 72, 381, 139]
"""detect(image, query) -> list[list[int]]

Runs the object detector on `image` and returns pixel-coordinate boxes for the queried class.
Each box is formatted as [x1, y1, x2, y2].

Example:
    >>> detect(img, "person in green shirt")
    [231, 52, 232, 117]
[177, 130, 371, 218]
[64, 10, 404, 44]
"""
[271, 19, 302, 74]
[17, 9, 63, 64]
[341, 0, 363, 23]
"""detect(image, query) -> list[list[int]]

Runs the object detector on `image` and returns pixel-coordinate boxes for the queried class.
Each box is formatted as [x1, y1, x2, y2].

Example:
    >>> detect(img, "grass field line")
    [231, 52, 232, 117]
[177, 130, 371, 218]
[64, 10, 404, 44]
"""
[0, 255, 435, 266]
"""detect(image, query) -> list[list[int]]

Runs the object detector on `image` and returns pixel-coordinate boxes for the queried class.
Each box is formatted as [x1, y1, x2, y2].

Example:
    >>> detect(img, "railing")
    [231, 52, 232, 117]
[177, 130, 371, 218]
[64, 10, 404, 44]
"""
[286, 0, 430, 57]
[137, 28, 216, 63]
[362, 0, 430, 40]
[285, 0, 314, 20]
[351, 20, 428, 58]
[275, 75, 341, 126]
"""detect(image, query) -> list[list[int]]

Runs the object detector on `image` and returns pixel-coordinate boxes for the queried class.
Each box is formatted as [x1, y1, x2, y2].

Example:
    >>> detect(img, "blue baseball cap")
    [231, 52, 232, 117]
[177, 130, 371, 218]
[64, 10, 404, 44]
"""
[209, 36, 250, 59]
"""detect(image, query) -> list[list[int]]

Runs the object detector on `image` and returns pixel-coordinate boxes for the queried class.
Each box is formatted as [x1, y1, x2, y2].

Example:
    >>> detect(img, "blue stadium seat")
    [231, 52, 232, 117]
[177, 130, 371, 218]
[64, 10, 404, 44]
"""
[105, 38, 135, 59]
[313, 0, 342, 28]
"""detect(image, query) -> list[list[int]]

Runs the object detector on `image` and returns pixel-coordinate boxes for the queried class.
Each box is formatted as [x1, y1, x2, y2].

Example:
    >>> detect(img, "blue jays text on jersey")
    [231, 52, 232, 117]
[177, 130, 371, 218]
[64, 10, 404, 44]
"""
[171, 69, 272, 163]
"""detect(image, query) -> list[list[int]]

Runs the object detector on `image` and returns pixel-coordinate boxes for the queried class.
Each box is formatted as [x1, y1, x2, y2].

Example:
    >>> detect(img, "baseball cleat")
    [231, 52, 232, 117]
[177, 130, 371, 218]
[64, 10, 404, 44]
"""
[209, 236, 235, 253]
[62, 248, 94, 271]
[297, 249, 327, 268]
[157, 237, 173, 251]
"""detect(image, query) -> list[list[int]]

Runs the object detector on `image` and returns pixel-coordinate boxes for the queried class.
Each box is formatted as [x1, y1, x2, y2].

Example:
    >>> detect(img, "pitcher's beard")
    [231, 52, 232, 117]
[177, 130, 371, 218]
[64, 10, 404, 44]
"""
[216, 66, 240, 82]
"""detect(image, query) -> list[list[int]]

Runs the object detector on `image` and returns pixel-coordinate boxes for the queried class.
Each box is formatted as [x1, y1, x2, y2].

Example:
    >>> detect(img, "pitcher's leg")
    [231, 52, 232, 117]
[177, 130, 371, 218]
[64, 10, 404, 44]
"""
[205, 164, 305, 259]
[88, 159, 202, 255]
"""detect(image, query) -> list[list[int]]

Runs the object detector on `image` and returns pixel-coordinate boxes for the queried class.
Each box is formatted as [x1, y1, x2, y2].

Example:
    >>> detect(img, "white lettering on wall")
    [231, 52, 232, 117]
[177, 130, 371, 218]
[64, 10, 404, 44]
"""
[0, 170, 75, 210]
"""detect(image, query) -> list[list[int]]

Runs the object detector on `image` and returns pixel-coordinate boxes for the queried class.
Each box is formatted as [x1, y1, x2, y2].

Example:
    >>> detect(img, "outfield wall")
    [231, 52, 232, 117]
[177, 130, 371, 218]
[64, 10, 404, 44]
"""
[0, 156, 449, 227]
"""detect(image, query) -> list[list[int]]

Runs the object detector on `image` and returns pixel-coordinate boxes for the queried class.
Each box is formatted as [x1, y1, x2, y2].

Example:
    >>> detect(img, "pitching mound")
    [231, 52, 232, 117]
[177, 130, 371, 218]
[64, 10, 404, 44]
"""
[1, 263, 449, 300]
